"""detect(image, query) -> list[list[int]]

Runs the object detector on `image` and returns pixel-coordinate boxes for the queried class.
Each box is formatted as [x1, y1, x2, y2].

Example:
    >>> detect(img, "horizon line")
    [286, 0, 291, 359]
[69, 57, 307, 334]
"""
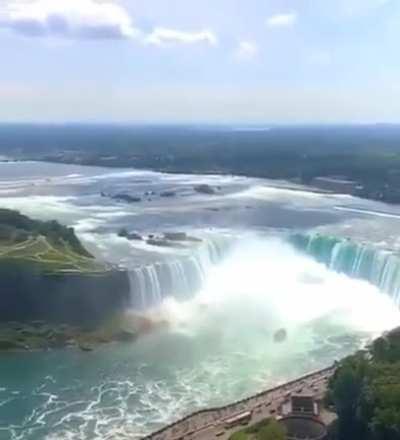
[0, 121, 399, 128]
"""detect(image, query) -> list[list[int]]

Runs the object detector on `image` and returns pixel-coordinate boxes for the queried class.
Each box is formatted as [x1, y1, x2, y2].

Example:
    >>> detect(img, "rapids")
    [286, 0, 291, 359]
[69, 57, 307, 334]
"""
[1, 161, 400, 440]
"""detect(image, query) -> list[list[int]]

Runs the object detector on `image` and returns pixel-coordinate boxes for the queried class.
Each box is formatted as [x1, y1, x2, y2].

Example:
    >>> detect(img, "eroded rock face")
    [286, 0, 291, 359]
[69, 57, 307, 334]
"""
[119, 229, 203, 246]
[0, 339, 20, 350]
[160, 191, 176, 198]
[194, 184, 216, 195]
[146, 238, 179, 248]
[0, 311, 170, 352]
[0, 262, 130, 324]
[118, 229, 143, 240]
[163, 232, 188, 241]
[146, 232, 202, 248]
[127, 232, 143, 240]
[112, 194, 142, 203]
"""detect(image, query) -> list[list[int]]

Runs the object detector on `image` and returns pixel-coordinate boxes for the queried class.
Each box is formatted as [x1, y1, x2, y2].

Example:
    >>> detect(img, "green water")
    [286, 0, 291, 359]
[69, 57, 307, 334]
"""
[290, 233, 400, 304]
[1, 237, 399, 440]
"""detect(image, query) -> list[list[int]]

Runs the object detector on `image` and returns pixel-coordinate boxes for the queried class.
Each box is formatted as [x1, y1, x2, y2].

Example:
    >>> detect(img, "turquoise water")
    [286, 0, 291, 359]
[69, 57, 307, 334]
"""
[290, 233, 400, 304]
[1, 238, 399, 440]
[1, 162, 400, 439]
[0, 322, 369, 440]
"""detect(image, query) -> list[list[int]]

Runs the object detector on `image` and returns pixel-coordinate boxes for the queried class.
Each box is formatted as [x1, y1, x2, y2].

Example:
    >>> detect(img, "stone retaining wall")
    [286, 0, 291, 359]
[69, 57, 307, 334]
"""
[143, 366, 335, 440]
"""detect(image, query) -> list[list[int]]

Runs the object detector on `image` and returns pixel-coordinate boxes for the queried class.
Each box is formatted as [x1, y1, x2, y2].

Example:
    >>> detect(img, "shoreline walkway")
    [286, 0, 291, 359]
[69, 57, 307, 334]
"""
[143, 366, 336, 440]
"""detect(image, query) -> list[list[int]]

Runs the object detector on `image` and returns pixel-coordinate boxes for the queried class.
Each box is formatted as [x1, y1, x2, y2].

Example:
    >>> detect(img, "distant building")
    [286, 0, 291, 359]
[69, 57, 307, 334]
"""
[281, 394, 318, 417]
[279, 395, 328, 439]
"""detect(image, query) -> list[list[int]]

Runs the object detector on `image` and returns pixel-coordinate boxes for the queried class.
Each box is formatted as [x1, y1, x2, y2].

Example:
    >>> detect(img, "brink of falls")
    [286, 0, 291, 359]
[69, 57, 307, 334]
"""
[126, 235, 233, 309]
[289, 233, 400, 306]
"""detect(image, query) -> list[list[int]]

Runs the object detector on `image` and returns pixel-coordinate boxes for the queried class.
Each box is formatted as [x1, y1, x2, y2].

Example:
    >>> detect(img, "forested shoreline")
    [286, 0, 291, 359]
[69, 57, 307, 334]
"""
[3, 124, 400, 203]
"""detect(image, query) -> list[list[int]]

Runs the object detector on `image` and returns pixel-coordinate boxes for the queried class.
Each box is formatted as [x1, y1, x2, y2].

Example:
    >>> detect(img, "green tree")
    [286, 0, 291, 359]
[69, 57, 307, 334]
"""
[229, 432, 248, 440]
[257, 419, 286, 440]
[329, 329, 400, 440]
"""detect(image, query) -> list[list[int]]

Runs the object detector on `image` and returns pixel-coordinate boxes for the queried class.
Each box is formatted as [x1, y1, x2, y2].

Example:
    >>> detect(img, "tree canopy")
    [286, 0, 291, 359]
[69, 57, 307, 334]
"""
[0, 208, 92, 257]
[328, 329, 400, 440]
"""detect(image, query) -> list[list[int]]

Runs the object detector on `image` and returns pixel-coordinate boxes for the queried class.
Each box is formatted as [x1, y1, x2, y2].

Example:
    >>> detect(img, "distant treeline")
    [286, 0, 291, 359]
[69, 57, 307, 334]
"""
[2, 124, 400, 202]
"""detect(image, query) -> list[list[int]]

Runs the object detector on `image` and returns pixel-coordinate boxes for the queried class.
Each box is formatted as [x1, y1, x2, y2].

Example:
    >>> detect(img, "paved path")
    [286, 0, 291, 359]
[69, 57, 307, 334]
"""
[144, 366, 335, 440]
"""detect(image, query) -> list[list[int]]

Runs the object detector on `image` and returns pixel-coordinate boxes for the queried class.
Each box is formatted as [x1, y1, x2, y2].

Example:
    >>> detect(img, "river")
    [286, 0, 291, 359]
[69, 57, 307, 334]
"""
[0, 161, 399, 440]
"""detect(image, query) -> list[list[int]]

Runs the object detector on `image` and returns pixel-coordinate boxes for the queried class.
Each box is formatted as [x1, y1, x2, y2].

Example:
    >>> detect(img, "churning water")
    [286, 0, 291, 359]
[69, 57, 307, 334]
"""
[1, 236, 399, 440]
[1, 162, 400, 440]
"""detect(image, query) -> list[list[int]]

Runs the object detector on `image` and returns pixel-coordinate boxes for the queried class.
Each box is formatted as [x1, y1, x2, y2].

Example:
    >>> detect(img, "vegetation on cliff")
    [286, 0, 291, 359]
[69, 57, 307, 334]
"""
[230, 418, 286, 440]
[0, 209, 130, 323]
[0, 312, 149, 352]
[327, 328, 400, 440]
[0, 208, 105, 273]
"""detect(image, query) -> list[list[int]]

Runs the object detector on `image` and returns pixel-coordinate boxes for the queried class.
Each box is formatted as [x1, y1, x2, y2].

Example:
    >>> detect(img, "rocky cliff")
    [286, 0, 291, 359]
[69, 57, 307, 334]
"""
[0, 260, 130, 324]
[0, 209, 130, 324]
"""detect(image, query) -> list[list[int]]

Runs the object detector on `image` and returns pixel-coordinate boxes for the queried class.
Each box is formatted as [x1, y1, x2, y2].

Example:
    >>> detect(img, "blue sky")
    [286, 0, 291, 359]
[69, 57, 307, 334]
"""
[0, 0, 399, 123]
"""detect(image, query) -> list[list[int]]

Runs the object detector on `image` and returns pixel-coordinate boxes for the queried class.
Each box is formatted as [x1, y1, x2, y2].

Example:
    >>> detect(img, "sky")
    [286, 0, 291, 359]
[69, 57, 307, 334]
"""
[0, 0, 400, 124]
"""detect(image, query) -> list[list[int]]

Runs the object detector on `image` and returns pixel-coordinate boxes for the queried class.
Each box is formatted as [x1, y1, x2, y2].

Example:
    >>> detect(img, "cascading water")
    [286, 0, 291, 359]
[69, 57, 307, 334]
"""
[3, 235, 400, 440]
[5, 157, 400, 440]
[289, 233, 400, 305]
[126, 235, 233, 309]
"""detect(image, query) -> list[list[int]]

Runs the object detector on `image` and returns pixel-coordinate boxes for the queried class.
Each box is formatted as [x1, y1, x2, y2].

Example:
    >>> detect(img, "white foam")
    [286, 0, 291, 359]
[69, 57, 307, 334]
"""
[3, 236, 399, 440]
[0, 195, 78, 221]
[231, 184, 326, 202]
[335, 205, 400, 219]
[155, 237, 400, 336]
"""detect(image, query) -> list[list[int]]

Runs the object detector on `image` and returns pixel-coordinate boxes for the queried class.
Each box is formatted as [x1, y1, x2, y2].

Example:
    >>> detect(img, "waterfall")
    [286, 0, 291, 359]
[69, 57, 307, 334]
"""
[127, 235, 233, 309]
[289, 233, 400, 305]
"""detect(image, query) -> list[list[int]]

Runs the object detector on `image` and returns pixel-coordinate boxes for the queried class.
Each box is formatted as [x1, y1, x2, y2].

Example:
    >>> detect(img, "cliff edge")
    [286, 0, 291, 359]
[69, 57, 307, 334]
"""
[0, 209, 130, 323]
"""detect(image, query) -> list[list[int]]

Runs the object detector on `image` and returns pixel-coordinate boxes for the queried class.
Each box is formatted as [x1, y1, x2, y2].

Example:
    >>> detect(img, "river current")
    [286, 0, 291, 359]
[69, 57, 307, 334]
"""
[1, 161, 400, 440]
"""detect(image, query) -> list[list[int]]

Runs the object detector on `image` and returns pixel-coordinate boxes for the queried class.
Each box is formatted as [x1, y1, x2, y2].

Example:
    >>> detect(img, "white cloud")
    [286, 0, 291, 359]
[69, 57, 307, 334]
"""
[266, 12, 297, 28]
[0, 1, 219, 47]
[235, 41, 258, 61]
[145, 27, 218, 47]
[0, 0, 139, 39]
